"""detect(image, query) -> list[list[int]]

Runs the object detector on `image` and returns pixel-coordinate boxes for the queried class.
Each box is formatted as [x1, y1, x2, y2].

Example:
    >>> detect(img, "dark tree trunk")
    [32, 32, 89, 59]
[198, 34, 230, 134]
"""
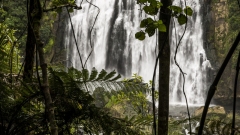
[198, 32, 240, 135]
[23, 0, 35, 81]
[158, 0, 172, 135]
[23, 0, 58, 134]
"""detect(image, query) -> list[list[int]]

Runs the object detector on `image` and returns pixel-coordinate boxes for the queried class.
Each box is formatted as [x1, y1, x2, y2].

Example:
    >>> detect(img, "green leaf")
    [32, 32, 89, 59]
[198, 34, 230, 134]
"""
[143, 5, 158, 15]
[140, 19, 148, 28]
[168, 5, 182, 14]
[110, 74, 121, 81]
[156, 2, 163, 8]
[177, 14, 187, 25]
[82, 69, 89, 81]
[95, 69, 107, 81]
[135, 31, 146, 40]
[89, 67, 98, 81]
[147, 18, 154, 23]
[184, 6, 193, 16]
[153, 20, 163, 27]
[140, 18, 154, 28]
[104, 70, 117, 81]
[158, 24, 166, 32]
[149, 1, 157, 7]
[145, 25, 156, 37]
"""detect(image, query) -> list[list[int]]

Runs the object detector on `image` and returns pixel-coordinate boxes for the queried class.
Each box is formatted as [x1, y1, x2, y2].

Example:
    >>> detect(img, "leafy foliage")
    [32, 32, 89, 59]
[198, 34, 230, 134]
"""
[223, 0, 240, 69]
[49, 67, 152, 134]
[96, 74, 153, 134]
[0, 23, 20, 73]
[135, 0, 193, 40]
[168, 113, 240, 135]
[0, 0, 27, 47]
[0, 67, 152, 135]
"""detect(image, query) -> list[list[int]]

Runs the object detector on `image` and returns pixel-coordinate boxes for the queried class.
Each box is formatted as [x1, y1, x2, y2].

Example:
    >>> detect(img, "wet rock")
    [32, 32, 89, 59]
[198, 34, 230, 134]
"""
[194, 105, 226, 116]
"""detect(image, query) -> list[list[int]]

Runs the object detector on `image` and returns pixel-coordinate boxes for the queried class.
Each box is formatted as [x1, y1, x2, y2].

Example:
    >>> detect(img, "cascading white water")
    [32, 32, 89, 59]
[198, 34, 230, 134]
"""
[64, 0, 211, 104]
[64, 0, 156, 82]
[169, 0, 212, 105]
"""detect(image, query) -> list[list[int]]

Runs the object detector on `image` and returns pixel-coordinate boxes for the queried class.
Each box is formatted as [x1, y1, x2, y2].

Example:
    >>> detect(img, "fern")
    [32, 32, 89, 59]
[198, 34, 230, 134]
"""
[95, 69, 107, 81]
[110, 73, 121, 81]
[103, 70, 116, 80]
[89, 67, 98, 81]
[82, 69, 89, 81]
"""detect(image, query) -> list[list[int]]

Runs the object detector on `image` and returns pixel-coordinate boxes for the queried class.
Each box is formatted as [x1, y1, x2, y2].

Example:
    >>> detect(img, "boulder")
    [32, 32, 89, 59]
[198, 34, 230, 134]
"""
[194, 105, 226, 116]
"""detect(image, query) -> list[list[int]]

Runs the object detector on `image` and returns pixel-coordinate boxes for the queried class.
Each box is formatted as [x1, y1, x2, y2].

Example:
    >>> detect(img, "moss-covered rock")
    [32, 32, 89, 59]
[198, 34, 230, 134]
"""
[194, 105, 226, 116]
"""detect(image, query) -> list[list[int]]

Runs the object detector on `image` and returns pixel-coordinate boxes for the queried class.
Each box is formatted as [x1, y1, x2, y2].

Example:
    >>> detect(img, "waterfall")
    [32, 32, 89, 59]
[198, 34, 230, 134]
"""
[64, 0, 211, 104]
[64, 0, 157, 82]
[169, 0, 212, 105]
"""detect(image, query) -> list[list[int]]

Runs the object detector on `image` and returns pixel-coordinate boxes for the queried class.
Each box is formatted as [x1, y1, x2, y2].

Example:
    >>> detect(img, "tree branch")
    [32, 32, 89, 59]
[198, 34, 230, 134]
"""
[43, 4, 82, 12]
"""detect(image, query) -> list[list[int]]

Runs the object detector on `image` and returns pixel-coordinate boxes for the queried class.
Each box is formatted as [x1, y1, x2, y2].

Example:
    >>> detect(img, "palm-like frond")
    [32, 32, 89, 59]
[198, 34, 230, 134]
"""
[0, 66, 150, 135]
[49, 67, 149, 94]
[47, 67, 150, 134]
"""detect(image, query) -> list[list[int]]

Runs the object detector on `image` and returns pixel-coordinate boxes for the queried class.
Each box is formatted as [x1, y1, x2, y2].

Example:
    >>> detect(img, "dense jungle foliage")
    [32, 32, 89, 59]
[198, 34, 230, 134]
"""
[0, 0, 240, 134]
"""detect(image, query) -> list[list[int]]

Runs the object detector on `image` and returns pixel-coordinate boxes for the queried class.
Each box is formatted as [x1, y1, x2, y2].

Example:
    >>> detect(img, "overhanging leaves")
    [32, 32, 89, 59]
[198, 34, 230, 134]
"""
[184, 6, 193, 16]
[135, 31, 146, 40]
[177, 14, 187, 25]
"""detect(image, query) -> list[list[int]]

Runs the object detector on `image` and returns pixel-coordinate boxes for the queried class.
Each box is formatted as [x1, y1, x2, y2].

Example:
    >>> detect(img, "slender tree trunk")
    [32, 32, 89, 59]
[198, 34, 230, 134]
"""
[36, 39, 58, 135]
[27, 0, 58, 134]
[23, 0, 35, 81]
[198, 32, 240, 135]
[158, 0, 172, 135]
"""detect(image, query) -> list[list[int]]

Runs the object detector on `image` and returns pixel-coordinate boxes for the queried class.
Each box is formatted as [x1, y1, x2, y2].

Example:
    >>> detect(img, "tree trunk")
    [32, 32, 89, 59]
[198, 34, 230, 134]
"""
[158, 0, 172, 135]
[27, 0, 58, 134]
[198, 32, 240, 135]
[23, 0, 35, 81]
[36, 39, 58, 135]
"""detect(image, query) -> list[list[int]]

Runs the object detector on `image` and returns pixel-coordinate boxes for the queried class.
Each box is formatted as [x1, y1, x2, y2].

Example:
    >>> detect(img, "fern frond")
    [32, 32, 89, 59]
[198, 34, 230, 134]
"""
[103, 70, 116, 81]
[89, 67, 98, 81]
[82, 69, 89, 81]
[110, 74, 121, 81]
[95, 69, 107, 81]
[68, 67, 82, 80]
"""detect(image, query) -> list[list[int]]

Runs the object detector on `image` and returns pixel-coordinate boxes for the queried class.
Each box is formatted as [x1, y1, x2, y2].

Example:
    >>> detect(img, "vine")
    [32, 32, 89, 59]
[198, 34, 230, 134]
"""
[135, 0, 193, 134]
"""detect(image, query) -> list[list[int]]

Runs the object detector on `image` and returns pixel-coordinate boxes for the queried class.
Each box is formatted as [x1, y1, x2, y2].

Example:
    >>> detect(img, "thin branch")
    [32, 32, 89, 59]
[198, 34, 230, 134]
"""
[238, 0, 240, 9]
[66, 7, 84, 70]
[66, 7, 89, 92]
[16, 57, 25, 81]
[172, 2, 192, 132]
[84, 0, 100, 68]
[43, 4, 82, 12]
[230, 51, 240, 135]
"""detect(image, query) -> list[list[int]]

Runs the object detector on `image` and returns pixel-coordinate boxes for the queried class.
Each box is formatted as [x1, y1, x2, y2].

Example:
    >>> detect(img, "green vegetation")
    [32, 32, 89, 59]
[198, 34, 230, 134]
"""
[0, 65, 152, 134]
[135, 0, 192, 40]
[226, 0, 240, 68]
[0, 23, 20, 73]
[0, 0, 240, 134]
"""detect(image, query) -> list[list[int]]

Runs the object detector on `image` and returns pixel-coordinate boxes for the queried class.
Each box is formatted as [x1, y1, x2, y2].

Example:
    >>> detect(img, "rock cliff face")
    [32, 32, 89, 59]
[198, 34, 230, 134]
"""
[204, 0, 240, 99]
[51, 9, 69, 65]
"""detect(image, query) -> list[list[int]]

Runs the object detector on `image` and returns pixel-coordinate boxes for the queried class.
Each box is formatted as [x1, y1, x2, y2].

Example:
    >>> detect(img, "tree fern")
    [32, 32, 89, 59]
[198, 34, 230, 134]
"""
[82, 69, 89, 81]
[110, 73, 121, 81]
[95, 69, 107, 81]
[89, 67, 98, 81]
[103, 70, 116, 80]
